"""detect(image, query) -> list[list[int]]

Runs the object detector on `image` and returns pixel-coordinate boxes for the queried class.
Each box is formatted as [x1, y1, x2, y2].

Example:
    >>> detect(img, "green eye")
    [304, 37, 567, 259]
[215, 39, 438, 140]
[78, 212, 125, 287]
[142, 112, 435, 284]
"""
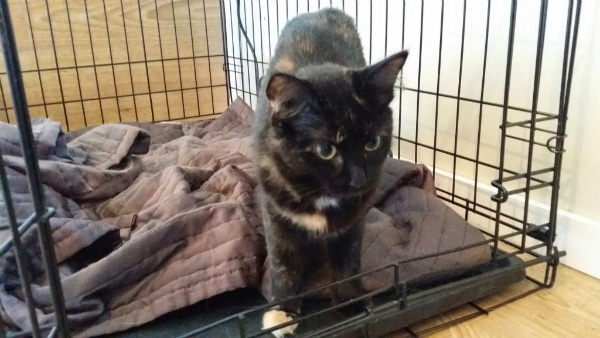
[314, 143, 337, 160]
[365, 136, 382, 151]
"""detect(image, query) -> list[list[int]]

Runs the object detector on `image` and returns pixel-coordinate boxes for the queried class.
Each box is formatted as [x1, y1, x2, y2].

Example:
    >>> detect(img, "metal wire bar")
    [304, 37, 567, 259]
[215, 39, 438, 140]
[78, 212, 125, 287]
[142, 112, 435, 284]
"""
[203, 0, 218, 114]
[136, 0, 157, 122]
[10, 84, 225, 112]
[450, 0, 468, 203]
[169, 0, 187, 116]
[0, 76, 8, 123]
[257, 0, 265, 86]
[218, 0, 233, 106]
[501, 167, 554, 183]
[1, 54, 226, 77]
[119, 0, 140, 122]
[432, 0, 445, 179]
[63, 0, 88, 127]
[504, 115, 558, 128]
[153, 0, 172, 120]
[101, 0, 122, 122]
[237, 0, 260, 91]
[186, 0, 202, 115]
[0, 0, 70, 335]
[229, 1, 240, 101]
[0, 153, 41, 337]
[0, 208, 55, 257]
[515, 124, 562, 135]
[397, 0, 406, 158]
[547, 0, 581, 255]
[400, 87, 559, 117]
[218, 51, 561, 117]
[41, 0, 70, 129]
[3, 75, 559, 121]
[368, 0, 373, 64]
[241, 0, 253, 106]
[520, 0, 549, 253]
[414, 0, 424, 162]
[83, 0, 106, 124]
[395, 136, 549, 184]
[472, 0, 492, 211]
[23, 0, 49, 119]
[492, 0, 517, 260]
[383, 0, 389, 57]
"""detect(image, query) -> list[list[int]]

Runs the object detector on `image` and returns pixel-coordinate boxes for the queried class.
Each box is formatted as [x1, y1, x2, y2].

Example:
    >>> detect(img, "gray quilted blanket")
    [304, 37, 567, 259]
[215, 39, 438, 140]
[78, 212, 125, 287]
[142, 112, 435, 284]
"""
[0, 98, 490, 337]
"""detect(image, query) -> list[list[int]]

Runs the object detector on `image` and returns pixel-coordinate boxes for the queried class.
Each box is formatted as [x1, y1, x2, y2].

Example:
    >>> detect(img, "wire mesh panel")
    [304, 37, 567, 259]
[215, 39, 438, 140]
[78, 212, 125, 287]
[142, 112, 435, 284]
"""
[0, 1, 69, 336]
[221, 0, 580, 275]
[213, 0, 579, 335]
[0, 0, 229, 131]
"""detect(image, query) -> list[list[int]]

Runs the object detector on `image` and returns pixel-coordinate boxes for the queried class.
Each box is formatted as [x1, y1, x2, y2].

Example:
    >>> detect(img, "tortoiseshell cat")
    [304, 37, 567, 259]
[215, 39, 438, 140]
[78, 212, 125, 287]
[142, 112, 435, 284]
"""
[254, 8, 408, 337]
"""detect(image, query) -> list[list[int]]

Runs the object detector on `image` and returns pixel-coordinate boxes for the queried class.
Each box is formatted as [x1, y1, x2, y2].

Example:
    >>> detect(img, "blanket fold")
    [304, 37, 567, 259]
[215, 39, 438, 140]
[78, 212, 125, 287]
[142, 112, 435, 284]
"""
[0, 98, 490, 337]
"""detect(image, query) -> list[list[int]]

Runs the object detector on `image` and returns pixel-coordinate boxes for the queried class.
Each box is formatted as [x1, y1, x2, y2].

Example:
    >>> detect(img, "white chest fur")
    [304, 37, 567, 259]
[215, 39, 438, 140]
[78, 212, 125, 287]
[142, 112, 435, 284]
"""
[314, 196, 339, 210]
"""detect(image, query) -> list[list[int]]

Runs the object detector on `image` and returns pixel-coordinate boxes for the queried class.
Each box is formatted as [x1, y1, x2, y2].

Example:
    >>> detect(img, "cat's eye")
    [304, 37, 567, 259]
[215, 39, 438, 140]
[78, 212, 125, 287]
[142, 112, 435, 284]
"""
[365, 136, 382, 151]
[314, 143, 337, 160]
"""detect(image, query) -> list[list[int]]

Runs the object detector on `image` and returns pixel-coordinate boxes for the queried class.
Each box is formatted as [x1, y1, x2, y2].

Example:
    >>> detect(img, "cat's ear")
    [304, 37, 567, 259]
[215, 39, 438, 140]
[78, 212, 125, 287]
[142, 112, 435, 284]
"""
[266, 73, 312, 118]
[354, 50, 408, 108]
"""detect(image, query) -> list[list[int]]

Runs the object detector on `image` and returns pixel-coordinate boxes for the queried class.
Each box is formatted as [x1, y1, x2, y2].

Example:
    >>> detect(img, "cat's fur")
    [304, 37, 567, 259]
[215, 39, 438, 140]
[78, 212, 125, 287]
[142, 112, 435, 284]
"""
[253, 8, 408, 337]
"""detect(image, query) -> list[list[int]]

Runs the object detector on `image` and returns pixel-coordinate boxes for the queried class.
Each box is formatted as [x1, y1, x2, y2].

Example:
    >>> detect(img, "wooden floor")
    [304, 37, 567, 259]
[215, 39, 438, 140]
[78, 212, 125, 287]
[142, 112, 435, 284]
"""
[403, 265, 600, 338]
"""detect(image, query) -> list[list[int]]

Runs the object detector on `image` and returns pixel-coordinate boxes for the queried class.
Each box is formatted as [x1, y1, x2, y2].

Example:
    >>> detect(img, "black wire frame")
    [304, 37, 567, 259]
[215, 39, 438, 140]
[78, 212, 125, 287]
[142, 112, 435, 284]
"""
[213, 0, 582, 336]
[0, 1, 231, 337]
[222, 0, 582, 260]
[0, 0, 582, 337]
[0, 0, 69, 337]
[0, 0, 230, 128]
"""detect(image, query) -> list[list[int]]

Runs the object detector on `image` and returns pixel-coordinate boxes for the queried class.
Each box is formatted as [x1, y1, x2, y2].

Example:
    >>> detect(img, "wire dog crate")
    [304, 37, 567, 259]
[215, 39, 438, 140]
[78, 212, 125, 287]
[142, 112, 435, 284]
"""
[0, 0, 581, 337]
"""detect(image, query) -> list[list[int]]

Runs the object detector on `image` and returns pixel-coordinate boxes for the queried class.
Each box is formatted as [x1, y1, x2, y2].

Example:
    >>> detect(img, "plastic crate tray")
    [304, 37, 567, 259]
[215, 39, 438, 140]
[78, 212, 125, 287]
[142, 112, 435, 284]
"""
[109, 250, 525, 338]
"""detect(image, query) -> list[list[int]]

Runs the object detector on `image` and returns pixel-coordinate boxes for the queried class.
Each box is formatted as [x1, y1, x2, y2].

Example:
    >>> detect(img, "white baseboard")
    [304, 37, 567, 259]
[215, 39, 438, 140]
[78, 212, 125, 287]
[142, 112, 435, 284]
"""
[553, 209, 600, 279]
[400, 158, 600, 280]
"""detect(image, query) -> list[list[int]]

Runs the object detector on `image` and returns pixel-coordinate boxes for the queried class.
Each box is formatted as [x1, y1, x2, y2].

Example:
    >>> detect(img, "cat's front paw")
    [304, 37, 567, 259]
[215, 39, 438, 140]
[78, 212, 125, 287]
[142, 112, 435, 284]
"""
[262, 309, 298, 337]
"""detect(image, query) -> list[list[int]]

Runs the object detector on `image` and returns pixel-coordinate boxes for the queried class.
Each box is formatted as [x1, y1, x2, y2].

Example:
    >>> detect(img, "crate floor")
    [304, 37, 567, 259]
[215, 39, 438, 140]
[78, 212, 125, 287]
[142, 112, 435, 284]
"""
[107, 251, 525, 338]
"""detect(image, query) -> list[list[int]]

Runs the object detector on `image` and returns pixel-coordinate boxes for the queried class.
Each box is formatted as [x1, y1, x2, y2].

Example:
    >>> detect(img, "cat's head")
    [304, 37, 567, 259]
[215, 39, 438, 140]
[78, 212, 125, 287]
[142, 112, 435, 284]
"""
[264, 51, 408, 197]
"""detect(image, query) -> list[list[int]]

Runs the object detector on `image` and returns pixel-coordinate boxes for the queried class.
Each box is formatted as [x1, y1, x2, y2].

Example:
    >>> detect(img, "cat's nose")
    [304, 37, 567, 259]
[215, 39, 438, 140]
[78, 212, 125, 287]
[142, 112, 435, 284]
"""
[349, 168, 367, 189]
